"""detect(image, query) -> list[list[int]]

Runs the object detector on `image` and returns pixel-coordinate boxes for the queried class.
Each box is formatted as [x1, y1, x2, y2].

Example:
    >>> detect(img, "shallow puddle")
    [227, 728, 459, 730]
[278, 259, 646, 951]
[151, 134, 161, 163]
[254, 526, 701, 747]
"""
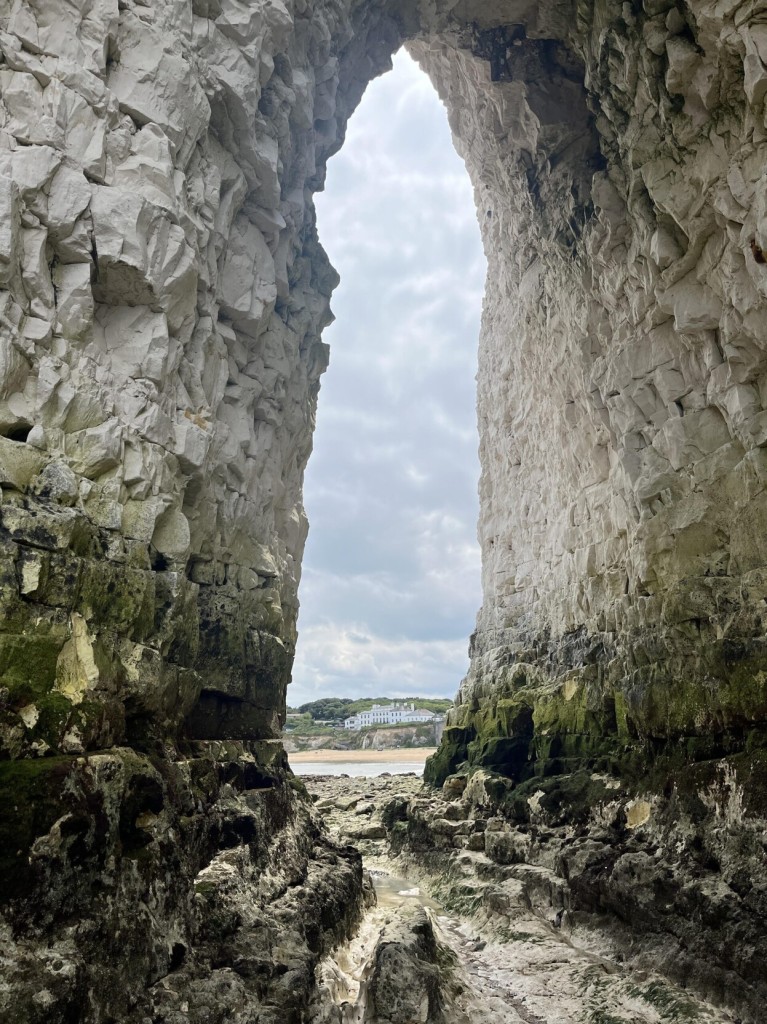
[368, 868, 444, 913]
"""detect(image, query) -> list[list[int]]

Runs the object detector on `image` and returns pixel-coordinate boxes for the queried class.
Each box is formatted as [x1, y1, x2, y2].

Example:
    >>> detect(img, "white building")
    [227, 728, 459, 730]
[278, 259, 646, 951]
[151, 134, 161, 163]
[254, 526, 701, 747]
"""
[343, 702, 437, 730]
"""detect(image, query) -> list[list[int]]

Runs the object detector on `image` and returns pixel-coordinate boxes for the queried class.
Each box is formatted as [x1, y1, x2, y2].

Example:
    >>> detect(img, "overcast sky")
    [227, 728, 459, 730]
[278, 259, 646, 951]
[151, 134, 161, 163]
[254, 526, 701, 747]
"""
[289, 49, 486, 707]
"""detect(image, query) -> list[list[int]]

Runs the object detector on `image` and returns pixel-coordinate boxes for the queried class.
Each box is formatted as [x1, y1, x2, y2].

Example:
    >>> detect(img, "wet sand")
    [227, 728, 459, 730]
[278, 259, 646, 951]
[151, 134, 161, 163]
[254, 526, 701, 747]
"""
[289, 747, 436, 764]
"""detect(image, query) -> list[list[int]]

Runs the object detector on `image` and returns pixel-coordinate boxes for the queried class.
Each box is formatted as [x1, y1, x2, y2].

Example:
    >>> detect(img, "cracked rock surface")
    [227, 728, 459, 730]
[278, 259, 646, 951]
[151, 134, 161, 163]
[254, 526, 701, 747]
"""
[305, 772, 738, 1024]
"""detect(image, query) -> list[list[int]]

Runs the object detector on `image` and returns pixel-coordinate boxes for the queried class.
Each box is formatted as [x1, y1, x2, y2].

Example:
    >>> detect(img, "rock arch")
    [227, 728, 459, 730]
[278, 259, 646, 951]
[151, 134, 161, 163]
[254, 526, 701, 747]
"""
[1, 0, 767, 1017]
[0, 0, 606, 755]
[2, 0, 764, 772]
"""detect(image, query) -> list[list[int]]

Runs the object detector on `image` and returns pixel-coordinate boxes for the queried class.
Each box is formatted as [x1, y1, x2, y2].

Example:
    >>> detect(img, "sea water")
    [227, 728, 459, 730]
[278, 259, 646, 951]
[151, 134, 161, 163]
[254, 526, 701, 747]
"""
[295, 760, 427, 777]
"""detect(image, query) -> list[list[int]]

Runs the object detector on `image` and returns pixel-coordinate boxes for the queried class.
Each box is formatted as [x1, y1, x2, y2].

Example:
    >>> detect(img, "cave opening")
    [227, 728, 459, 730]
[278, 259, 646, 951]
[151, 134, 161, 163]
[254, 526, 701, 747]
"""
[289, 48, 486, 710]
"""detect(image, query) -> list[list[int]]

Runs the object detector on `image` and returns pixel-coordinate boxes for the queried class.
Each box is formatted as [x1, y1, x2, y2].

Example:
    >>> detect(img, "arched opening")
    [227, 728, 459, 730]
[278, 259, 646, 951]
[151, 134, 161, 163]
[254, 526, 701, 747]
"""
[2, 0, 762, 822]
[291, 49, 485, 707]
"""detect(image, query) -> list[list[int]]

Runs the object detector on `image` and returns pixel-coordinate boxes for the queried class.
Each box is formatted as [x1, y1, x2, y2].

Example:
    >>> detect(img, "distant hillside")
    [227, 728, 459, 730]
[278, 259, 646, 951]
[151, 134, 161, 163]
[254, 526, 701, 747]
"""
[286, 696, 453, 723]
[283, 721, 443, 753]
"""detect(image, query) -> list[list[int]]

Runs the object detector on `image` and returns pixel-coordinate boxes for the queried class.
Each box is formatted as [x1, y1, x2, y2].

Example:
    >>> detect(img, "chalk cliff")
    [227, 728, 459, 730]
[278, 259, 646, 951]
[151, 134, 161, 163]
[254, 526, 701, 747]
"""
[1, 0, 767, 1019]
[426, 0, 767, 786]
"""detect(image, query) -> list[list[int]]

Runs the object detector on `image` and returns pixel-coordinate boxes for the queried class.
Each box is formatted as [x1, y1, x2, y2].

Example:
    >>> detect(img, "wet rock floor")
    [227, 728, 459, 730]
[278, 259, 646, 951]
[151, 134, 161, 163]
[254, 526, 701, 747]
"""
[303, 773, 738, 1024]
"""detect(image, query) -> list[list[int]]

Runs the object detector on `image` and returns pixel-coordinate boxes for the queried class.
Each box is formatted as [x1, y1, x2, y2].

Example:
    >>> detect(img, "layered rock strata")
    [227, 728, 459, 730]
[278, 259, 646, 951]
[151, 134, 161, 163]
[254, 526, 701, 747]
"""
[2, 0, 767, 1017]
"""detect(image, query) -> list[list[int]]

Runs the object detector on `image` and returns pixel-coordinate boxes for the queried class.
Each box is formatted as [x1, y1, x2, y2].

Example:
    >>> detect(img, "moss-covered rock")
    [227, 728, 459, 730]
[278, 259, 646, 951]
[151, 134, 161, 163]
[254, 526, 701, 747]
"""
[0, 631, 67, 705]
[77, 562, 156, 640]
[427, 641, 767, 795]
[424, 726, 474, 787]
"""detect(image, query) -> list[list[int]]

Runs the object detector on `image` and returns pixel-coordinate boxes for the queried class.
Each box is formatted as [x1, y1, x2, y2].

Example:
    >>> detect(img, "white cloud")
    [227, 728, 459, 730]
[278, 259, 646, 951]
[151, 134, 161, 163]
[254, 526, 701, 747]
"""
[292, 623, 471, 703]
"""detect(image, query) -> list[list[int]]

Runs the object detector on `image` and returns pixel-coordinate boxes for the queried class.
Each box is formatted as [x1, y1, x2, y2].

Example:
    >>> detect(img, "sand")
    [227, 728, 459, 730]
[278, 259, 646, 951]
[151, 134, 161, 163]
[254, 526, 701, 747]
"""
[288, 748, 436, 763]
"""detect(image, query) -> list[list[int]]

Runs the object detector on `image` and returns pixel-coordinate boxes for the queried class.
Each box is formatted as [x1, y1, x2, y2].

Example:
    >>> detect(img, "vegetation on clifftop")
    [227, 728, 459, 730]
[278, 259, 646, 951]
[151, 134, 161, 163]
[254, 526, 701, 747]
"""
[287, 696, 452, 723]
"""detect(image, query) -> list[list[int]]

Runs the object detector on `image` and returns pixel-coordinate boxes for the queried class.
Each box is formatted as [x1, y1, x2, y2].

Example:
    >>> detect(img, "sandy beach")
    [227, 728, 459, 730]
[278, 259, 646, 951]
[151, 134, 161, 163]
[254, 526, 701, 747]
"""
[289, 748, 436, 764]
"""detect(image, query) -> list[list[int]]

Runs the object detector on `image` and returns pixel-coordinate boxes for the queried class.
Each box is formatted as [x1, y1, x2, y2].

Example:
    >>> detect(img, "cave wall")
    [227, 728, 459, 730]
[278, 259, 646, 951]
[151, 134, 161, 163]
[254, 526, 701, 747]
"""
[0, 0, 408, 757]
[0, 3, 403, 1017]
[0, 0, 765, 802]
[420, 0, 767, 784]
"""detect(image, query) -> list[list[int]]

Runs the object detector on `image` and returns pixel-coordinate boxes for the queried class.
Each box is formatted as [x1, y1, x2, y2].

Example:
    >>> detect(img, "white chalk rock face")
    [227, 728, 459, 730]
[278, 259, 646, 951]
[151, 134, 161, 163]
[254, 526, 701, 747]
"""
[427, 4, 767, 776]
[0, 0, 765, 778]
[0, 0, 350, 750]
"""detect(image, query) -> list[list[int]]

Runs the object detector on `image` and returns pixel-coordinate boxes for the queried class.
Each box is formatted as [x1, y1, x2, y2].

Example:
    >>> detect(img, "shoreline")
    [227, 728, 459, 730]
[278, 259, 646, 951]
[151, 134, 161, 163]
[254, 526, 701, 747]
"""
[288, 748, 436, 764]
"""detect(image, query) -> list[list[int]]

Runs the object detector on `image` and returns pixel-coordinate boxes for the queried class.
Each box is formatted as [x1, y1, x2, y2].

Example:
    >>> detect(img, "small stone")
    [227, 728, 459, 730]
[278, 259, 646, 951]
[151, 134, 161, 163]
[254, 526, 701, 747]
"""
[151, 507, 191, 560]
[334, 795, 360, 812]
[32, 461, 79, 505]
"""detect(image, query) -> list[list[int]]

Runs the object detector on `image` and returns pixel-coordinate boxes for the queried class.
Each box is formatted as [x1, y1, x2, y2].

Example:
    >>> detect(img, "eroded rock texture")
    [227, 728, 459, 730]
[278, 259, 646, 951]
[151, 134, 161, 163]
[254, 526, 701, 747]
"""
[0, 0, 397, 1017]
[430, 0, 767, 781]
[2, 0, 767, 1018]
[0, 740, 366, 1022]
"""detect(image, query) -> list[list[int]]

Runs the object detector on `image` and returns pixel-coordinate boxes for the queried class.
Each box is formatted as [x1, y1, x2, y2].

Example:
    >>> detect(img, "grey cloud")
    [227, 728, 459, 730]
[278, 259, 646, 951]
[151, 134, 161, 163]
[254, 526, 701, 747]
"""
[290, 49, 485, 705]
